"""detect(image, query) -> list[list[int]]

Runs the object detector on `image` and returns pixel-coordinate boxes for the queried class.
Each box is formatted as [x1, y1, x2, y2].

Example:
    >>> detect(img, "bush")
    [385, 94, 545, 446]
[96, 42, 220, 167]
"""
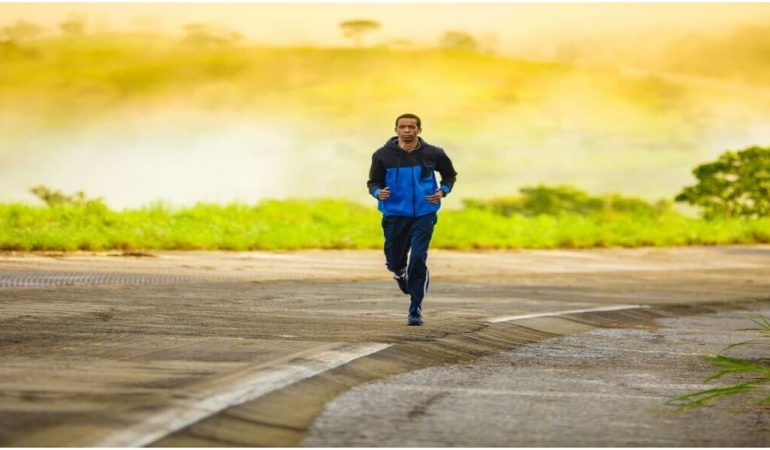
[462, 185, 668, 217]
[29, 185, 106, 209]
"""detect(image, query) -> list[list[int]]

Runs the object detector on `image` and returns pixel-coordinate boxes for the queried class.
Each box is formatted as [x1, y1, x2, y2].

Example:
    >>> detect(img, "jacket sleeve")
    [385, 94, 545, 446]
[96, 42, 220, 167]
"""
[435, 148, 457, 196]
[367, 152, 385, 198]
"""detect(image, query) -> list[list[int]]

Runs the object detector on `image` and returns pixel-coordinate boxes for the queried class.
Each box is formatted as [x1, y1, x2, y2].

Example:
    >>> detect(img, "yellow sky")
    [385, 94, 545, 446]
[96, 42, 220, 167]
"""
[3, 3, 770, 56]
[3, 3, 770, 205]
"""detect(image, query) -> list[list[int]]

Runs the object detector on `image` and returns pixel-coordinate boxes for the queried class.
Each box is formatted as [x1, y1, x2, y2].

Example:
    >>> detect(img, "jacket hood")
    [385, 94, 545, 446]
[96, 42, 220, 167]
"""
[384, 136, 426, 151]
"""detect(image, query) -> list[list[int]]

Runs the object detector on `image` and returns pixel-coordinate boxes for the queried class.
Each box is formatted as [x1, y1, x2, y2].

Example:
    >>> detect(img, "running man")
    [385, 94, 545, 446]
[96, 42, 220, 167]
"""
[367, 113, 458, 325]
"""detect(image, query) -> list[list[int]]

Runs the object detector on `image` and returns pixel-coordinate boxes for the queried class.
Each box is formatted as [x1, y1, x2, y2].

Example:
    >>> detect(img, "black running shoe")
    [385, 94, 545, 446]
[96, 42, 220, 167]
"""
[393, 271, 409, 294]
[407, 314, 424, 326]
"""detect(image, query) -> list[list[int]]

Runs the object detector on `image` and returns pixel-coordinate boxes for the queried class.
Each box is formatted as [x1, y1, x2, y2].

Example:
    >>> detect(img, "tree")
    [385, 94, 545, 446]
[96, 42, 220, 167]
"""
[59, 16, 86, 37]
[439, 30, 479, 52]
[182, 23, 242, 47]
[675, 145, 770, 219]
[339, 19, 380, 47]
[1, 20, 43, 43]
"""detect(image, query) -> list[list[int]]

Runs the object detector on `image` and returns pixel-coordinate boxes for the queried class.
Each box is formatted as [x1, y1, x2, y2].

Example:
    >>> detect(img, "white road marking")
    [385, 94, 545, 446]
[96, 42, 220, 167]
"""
[486, 304, 649, 323]
[93, 342, 390, 447]
[89, 305, 647, 446]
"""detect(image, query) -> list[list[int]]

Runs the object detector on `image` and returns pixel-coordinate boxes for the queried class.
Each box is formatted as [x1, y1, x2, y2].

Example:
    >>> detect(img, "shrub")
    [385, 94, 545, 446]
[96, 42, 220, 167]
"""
[29, 185, 106, 209]
[462, 185, 667, 217]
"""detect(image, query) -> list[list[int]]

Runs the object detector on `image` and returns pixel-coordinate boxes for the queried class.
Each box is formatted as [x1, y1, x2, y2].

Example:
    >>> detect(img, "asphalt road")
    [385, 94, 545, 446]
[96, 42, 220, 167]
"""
[1, 246, 769, 446]
[305, 305, 770, 447]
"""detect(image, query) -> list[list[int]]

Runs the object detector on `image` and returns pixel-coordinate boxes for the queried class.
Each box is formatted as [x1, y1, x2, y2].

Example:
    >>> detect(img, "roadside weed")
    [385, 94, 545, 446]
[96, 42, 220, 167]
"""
[668, 316, 770, 411]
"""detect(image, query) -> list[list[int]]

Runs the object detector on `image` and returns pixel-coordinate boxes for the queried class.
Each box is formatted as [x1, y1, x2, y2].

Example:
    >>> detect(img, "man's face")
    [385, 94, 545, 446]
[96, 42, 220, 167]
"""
[395, 118, 420, 142]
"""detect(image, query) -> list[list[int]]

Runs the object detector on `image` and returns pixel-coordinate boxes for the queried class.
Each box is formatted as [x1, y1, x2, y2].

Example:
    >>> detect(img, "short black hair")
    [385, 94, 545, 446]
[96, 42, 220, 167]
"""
[395, 113, 421, 128]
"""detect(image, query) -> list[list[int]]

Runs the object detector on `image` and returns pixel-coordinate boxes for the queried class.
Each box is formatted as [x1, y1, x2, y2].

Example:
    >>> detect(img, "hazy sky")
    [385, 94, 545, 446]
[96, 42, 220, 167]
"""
[4, 3, 770, 57]
[4, 2, 770, 207]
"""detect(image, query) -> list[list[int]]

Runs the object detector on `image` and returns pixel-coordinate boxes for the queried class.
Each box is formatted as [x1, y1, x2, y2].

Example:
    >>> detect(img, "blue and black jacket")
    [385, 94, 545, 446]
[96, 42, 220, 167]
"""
[367, 136, 458, 217]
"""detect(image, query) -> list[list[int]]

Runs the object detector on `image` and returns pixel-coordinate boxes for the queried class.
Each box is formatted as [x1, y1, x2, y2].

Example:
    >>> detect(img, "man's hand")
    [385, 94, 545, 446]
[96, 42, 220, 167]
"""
[425, 189, 443, 204]
[378, 186, 391, 200]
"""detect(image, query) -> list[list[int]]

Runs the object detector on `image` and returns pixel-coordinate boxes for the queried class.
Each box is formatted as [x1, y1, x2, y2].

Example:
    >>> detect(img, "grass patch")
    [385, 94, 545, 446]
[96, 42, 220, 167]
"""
[0, 199, 382, 251]
[2, 189, 770, 251]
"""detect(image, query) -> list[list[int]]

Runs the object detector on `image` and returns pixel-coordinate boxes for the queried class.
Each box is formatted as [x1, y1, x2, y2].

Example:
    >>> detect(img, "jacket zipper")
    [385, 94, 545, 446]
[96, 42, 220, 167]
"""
[411, 165, 416, 216]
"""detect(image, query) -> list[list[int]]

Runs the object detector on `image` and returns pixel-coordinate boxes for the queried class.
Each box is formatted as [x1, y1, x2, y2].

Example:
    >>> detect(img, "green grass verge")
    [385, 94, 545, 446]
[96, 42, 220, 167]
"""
[2, 198, 770, 252]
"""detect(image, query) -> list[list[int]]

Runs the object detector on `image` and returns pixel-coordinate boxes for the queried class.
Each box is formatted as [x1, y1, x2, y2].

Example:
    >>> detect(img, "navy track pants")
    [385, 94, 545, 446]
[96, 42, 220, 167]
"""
[381, 212, 437, 316]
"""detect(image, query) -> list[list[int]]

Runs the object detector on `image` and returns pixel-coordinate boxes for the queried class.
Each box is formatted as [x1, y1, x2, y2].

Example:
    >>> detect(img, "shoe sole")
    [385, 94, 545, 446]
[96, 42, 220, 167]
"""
[394, 274, 409, 295]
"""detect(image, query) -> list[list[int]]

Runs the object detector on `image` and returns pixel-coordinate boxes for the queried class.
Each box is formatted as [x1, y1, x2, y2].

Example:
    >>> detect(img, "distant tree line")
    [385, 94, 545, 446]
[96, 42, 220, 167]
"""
[2, 15, 496, 54]
[1, 16, 87, 43]
[0, 17, 241, 47]
[337, 18, 497, 53]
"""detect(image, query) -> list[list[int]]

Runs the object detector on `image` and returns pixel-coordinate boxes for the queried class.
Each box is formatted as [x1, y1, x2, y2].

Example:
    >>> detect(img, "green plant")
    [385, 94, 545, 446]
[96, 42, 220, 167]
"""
[667, 316, 770, 410]
[675, 146, 770, 219]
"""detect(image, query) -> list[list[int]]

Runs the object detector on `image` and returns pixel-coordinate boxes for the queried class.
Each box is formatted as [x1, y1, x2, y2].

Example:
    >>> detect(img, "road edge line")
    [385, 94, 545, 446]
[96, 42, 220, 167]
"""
[486, 304, 650, 323]
[92, 342, 390, 447]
